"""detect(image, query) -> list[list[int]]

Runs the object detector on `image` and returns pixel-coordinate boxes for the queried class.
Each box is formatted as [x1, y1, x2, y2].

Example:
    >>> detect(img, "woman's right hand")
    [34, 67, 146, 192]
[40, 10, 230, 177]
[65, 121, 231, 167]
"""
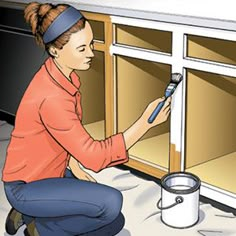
[123, 96, 171, 150]
[141, 96, 171, 129]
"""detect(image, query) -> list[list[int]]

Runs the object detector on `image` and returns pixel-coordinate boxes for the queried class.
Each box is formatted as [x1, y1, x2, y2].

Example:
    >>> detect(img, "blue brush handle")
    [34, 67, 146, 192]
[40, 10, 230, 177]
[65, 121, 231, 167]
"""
[148, 100, 165, 123]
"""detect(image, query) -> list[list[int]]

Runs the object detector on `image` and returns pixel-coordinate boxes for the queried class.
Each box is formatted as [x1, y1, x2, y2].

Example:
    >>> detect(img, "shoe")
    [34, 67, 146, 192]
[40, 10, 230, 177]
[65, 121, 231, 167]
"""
[23, 220, 39, 236]
[24, 228, 30, 236]
[5, 208, 24, 235]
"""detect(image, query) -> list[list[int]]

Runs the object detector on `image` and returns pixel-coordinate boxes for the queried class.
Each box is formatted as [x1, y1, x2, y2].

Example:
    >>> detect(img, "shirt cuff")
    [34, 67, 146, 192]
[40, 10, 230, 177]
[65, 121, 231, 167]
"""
[108, 133, 129, 167]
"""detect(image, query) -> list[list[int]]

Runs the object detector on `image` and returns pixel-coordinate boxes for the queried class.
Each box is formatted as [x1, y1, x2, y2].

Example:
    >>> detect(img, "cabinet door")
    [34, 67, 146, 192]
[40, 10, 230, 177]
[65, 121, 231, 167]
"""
[0, 29, 48, 115]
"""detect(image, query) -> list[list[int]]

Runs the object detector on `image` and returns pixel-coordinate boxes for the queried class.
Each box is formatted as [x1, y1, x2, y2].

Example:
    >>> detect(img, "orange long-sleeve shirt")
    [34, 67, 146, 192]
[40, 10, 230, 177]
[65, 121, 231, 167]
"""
[2, 57, 128, 183]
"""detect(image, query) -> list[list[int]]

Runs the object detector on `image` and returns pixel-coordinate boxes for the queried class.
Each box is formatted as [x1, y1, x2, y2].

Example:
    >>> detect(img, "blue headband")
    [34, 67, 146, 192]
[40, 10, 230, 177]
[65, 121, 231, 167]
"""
[43, 6, 83, 44]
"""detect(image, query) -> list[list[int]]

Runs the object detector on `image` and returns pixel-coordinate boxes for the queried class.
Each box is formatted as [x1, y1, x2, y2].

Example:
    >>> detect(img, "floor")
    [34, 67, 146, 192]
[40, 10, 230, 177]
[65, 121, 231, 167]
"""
[0, 120, 236, 236]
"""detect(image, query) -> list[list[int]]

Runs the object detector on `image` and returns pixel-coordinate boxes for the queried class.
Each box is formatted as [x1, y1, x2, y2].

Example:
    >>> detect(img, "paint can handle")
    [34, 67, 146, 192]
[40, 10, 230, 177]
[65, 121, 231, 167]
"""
[157, 196, 184, 210]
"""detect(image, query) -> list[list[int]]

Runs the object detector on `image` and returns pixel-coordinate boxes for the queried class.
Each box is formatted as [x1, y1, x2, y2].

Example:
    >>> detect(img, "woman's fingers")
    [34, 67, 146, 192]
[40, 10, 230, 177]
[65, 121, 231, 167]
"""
[163, 97, 171, 112]
[86, 174, 97, 183]
[151, 97, 165, 108]
[166, 108, 171, 117]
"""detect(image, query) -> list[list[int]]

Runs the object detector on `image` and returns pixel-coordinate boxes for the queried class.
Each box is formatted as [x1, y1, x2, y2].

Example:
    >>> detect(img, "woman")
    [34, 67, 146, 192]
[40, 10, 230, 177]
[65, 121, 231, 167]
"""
[2, 2, 171, 236]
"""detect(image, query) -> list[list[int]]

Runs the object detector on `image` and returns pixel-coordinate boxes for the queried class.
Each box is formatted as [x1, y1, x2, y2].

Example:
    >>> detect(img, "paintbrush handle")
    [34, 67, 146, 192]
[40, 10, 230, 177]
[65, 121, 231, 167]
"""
[148, 99, 165, 124]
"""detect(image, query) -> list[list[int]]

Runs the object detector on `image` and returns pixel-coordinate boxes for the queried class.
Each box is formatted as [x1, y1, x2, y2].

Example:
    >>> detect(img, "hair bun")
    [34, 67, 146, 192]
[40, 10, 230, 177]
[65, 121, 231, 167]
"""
[38, 3, 53, 19]
[24, 2, 53, 35]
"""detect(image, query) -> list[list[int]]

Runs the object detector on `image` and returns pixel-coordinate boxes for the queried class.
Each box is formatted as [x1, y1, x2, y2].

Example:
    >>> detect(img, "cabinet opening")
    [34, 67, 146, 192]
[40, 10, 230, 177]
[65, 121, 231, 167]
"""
[186, 34, 236, 66]
[75, 51, 105, 140]
[115, 24, 172, 54]
[89, 20, 104, 42]
[116, 55, 171, 170]
[185, 69, 236, 193]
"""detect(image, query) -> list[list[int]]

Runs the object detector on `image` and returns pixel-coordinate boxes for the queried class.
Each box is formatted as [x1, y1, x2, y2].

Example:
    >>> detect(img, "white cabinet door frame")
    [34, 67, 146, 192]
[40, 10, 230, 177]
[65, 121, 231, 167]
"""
[110, 15, 236, 209]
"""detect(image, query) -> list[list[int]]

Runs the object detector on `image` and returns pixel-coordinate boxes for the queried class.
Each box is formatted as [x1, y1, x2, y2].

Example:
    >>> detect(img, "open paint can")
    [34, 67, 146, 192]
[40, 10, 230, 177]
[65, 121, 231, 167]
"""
[157, 172, 201, 228]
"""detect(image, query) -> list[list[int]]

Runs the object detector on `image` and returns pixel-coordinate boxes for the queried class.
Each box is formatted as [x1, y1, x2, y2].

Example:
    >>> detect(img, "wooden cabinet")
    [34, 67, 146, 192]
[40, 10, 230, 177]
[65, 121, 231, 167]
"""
[1, 1, 235, 209]
[183, 32, 236, 205]
[110, 15, 236, 209]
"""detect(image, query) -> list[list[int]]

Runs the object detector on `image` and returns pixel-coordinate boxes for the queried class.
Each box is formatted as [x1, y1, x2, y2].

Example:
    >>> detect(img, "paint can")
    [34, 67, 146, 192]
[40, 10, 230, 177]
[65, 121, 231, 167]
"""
[157, 172, 201, 228]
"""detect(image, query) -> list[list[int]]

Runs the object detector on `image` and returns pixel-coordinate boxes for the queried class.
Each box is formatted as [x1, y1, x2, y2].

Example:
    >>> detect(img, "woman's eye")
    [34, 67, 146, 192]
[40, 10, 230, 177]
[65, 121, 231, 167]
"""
[78, 48, 85, 52]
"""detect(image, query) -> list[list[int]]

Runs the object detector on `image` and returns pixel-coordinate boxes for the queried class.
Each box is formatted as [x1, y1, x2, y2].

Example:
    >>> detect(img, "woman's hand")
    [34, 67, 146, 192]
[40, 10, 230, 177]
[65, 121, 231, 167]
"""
[72, 167, 97, 182]
[123, 96, 171, 150]
[68, 156, 97, 182]
[141, 96, 171, 129]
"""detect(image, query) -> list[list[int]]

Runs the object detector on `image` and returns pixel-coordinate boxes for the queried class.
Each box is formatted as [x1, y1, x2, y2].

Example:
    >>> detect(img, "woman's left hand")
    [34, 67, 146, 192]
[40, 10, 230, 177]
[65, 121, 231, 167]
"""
[73, 168, 97, 182]
[68, 156, 97, 182]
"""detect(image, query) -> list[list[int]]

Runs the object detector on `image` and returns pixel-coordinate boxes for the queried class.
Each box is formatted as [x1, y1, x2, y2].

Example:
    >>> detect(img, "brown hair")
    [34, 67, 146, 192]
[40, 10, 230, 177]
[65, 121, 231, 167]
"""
[24, 2, 86, 52]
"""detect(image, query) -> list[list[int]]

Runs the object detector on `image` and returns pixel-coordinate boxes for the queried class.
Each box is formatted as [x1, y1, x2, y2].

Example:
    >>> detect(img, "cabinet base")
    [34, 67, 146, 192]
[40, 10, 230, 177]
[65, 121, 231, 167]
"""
[118, 164, 236, 215]
[200, 195, 236, 216]
[124, 157, 167, 179]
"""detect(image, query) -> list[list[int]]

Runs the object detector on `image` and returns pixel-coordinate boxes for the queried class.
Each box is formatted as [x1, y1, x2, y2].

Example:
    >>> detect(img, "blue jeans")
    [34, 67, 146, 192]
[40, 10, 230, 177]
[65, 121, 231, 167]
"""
[4, 169, 125, 236]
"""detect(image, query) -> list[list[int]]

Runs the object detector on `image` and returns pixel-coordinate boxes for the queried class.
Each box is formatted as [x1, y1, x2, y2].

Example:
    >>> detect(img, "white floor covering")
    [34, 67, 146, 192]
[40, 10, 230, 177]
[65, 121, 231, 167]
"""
[0, 121, 235, 236]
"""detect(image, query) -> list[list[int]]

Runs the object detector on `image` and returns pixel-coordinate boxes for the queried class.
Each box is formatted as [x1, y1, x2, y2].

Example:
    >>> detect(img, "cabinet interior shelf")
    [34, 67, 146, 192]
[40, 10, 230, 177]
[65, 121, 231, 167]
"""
[129, 132, 169, 170]
[187, 151, 236, 193]
[84, 120, 105, 140]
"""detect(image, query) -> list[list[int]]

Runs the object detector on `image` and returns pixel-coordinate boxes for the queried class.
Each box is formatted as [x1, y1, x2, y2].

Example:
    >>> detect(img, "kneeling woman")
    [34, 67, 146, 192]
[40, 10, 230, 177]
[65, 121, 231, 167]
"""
[2, 2, 171, 236]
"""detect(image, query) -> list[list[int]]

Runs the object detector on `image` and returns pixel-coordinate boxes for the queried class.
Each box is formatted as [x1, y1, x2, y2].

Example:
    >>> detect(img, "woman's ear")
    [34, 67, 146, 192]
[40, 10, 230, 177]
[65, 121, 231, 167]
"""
[48, 46, 59, 58]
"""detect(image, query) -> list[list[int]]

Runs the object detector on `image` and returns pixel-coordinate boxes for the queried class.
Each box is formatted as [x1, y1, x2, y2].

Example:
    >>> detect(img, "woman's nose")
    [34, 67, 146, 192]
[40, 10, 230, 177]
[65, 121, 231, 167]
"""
[88, 48, 94, 58]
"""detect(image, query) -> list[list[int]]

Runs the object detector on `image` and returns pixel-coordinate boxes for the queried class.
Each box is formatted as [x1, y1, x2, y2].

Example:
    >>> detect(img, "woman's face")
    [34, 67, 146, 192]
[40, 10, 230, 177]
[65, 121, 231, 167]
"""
[55, 21, 95, 71]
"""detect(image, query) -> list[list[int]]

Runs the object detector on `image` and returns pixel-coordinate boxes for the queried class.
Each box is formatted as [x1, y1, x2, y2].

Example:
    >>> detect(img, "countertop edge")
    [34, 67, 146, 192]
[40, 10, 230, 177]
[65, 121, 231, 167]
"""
[1, 0, 236, 32]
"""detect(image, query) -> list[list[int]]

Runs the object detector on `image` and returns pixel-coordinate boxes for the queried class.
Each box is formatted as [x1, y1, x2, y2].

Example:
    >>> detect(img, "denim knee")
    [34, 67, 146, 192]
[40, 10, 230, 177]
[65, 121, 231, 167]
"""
[101, 188, 123, 223]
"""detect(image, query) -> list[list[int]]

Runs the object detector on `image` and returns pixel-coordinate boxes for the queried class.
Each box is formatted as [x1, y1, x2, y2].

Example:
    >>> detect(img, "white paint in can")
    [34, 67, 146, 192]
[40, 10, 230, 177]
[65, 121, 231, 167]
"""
[157, 172, 201, 228]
